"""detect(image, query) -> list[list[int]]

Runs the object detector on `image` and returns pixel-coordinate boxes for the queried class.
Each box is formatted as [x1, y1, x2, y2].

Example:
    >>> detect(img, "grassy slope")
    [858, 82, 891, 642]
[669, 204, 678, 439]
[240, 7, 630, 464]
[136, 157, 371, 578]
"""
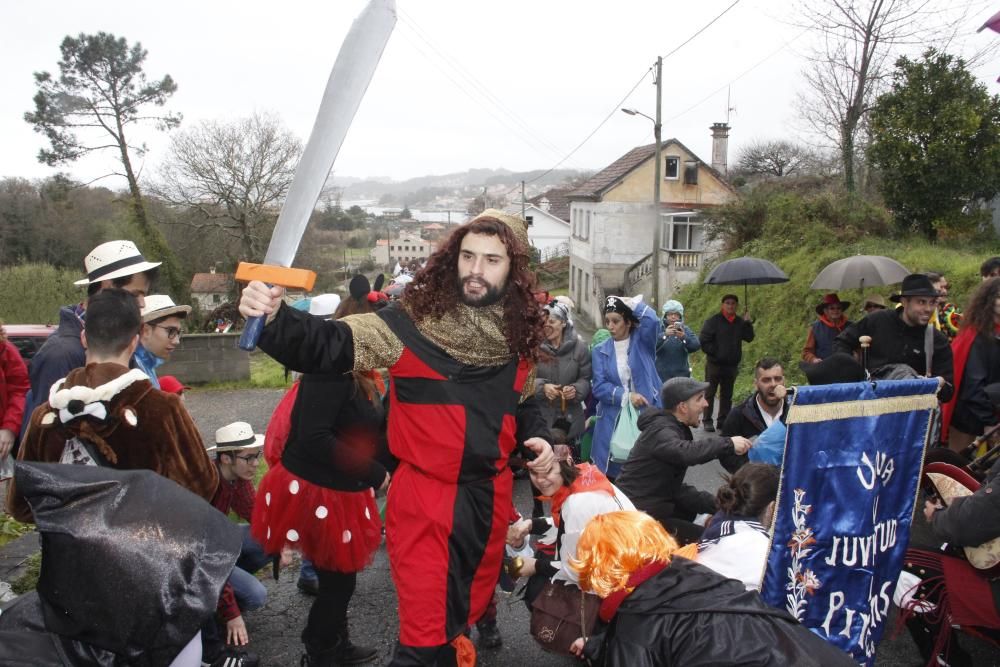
[674, 233, 996, 401]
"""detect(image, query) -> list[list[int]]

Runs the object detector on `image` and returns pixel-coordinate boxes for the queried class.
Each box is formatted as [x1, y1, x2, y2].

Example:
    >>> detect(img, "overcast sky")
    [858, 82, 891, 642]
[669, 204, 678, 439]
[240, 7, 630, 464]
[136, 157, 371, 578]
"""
[2, 0, 996, 188]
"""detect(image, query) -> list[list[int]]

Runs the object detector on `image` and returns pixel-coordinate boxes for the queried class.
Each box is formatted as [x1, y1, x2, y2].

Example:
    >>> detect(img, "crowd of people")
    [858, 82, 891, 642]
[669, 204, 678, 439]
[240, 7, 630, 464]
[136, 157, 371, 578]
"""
[0, 214, 997, 666]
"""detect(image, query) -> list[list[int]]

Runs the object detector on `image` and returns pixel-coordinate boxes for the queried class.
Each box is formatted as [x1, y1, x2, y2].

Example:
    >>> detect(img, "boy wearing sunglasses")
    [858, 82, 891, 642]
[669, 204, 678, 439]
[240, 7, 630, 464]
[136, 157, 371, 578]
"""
[137, 295, 191, 390]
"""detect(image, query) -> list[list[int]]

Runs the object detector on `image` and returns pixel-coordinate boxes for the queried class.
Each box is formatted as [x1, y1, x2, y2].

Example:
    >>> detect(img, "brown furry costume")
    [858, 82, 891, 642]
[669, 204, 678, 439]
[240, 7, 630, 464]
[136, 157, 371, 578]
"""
[8, 362, 217, 522]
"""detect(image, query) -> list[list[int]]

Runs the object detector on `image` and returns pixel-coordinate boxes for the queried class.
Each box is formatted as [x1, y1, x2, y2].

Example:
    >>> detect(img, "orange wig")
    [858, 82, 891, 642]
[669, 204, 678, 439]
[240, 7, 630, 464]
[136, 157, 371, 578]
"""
[569, 511, 682, 598]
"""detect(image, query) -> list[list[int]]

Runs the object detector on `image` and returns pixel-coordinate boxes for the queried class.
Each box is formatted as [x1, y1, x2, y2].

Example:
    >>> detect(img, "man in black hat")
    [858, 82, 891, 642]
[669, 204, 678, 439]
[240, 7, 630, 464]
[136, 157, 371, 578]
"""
[615, 377, 753, 544]
[833, 274, 954, 401]
[699, 294, 755, 431]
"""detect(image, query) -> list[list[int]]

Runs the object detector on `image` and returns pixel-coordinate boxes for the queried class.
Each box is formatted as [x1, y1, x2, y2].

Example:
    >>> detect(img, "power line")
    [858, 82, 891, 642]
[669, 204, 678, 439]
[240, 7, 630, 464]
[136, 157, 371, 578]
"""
[396, 9, 582, 167]
[659, 0, 743, 61]
[394, 26, 565, 163]
[662, 27, 810, 126]
[504, 67, 655, 194]
[517, 0, 748, 191]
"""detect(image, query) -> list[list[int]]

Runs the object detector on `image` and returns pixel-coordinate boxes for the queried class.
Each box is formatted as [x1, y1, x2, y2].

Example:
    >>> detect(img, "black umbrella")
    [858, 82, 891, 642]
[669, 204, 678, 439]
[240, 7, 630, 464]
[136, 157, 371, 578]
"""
[703, 257, 789, 310]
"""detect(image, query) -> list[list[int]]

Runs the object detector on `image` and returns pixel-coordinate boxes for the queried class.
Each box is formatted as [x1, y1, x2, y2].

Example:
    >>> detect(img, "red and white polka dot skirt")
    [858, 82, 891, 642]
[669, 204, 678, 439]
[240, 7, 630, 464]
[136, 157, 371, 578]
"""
[251, 462, 382, 573]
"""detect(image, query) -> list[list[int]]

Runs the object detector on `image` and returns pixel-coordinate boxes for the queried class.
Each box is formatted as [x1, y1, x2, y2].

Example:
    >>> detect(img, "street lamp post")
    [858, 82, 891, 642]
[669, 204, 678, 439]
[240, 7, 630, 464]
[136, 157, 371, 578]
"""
[621, 56, 663, 309]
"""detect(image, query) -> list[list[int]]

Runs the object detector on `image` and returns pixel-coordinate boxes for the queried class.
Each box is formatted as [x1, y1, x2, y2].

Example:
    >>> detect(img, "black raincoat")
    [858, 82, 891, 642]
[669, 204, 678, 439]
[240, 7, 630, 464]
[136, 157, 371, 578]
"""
[584, 557, 856, 667]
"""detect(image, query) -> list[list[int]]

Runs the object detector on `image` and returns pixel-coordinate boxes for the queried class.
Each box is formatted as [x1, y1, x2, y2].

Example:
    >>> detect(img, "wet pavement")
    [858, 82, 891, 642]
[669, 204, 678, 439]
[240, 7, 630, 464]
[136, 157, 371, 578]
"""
[3, 386, 996, 665]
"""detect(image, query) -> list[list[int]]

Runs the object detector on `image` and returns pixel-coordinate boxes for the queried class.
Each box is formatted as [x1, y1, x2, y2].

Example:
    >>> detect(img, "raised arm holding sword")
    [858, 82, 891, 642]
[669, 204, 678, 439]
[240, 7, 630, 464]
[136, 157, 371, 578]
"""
[235, 3, 554, 663]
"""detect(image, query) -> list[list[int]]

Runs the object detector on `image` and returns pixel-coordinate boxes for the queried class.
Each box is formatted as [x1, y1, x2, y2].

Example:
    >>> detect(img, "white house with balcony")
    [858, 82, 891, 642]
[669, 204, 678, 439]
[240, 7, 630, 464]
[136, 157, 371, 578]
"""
[567, 124, 737, 327]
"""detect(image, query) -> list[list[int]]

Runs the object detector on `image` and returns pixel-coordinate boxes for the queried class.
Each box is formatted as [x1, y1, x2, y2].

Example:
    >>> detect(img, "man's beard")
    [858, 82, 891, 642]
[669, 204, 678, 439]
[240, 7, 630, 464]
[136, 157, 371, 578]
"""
[759, 391, 781, 408]
[457, 275, 506, 307]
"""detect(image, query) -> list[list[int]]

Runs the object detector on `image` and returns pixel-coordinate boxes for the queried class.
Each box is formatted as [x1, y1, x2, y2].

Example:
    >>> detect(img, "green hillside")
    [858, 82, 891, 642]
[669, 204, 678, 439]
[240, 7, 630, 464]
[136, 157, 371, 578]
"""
[673, 212, 996, 400]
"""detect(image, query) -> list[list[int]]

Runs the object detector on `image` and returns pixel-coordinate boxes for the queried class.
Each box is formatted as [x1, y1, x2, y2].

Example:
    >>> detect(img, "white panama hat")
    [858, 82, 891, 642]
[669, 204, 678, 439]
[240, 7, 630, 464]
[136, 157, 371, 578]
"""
[140, 295, 192, 322]
[207, 421, 264, 455]
[74, 240, 162, 286]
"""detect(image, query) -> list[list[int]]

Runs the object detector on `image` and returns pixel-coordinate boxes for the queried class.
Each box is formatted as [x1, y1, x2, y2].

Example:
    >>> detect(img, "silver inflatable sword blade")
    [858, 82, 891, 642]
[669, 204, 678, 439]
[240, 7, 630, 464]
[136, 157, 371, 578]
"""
[262, 0, 396, 267]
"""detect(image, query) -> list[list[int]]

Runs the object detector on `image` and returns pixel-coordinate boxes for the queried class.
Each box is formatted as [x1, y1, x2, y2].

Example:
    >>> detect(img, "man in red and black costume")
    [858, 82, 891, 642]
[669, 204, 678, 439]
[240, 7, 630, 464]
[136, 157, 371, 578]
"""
[240, 210, 554, 666]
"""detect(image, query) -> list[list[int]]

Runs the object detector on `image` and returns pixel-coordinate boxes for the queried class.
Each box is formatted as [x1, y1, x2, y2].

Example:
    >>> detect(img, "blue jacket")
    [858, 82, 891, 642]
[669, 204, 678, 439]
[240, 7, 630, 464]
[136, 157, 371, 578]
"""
[133, 344, 164, 390]
[654, 322, 701, 380]
[590, 301, 662, 476]
[22, 306, 86, 436]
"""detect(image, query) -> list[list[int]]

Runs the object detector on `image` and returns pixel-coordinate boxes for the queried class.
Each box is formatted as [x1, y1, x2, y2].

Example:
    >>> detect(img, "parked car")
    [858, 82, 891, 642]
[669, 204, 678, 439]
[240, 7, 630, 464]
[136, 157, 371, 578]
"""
[5, 324, 57, 369]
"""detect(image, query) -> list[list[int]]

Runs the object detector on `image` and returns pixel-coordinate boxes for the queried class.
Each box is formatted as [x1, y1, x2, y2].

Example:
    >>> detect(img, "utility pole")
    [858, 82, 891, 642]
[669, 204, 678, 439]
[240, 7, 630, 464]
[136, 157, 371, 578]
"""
[385, 217, 392, 270]
[652, 55, 663, 310]
[521, 180, 526, 221]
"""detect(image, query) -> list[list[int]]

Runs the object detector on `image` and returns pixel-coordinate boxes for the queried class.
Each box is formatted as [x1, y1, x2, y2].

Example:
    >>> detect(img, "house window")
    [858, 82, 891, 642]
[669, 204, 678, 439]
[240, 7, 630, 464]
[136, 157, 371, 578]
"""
[525, 215, 534, 227]
[661, 215, 705, 251]
[213, 293, 221, 304]
[584, 211, 590, 240]
[570, 266, 575, 291]
[684, 161, 699, 185]
[664, 156, 680, 180]
[585, 273, 590, 302]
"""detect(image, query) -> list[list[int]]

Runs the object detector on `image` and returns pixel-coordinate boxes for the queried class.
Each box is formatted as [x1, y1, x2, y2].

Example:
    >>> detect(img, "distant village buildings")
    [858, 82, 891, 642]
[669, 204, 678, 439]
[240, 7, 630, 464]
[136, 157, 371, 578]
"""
[370, 230, 436, 266]
[189, 267, 235, 311]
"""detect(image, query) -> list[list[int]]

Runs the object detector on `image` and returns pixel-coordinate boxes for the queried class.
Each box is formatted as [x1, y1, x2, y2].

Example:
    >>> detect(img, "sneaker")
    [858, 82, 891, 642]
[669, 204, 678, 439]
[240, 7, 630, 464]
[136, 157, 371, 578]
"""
[476, 620, 503, 649]
[297, 577, 319, 596]
[0, 581, 17, 603]
[202, 647, 259, 667]
[702, 420, 715, 432]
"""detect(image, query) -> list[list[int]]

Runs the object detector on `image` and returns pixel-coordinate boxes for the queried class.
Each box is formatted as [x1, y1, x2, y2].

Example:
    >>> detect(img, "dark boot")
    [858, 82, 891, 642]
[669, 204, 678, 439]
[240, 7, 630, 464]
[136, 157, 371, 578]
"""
[332, 625, 377, 665]
[476, 619, 503, 648]
[300, 646, 337, 667]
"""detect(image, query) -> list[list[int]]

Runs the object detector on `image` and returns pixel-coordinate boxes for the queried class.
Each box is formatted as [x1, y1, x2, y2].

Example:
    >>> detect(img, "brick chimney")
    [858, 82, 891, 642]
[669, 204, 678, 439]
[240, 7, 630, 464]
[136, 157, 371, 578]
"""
[710, 122, 731, 176]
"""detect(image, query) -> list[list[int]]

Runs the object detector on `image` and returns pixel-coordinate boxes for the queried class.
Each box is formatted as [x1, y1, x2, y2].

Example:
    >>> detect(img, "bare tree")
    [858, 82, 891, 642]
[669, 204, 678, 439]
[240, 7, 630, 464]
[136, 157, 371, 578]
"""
[796, 0, 976, 192]
[153, 112, 302, 263]
[736, 140, 814, 178]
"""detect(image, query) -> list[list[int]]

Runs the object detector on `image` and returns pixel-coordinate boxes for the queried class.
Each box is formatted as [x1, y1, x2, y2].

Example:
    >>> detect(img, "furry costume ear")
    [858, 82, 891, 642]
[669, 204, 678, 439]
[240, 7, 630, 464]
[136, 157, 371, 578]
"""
[373, 273, 385, 292]
[349, 275, 371, 301]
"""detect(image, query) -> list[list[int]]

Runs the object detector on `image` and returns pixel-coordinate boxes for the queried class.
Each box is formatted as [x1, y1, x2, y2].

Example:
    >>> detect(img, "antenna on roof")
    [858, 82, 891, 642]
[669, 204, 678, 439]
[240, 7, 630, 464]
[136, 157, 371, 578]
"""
[726, 86, 736, 124]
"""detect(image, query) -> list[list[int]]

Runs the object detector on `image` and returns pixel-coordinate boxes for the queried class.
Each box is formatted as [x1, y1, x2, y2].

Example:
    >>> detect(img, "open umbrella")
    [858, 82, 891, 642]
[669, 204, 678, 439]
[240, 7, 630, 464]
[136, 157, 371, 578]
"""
[703, 257, 789, 310]
[810, 255, 908, 291]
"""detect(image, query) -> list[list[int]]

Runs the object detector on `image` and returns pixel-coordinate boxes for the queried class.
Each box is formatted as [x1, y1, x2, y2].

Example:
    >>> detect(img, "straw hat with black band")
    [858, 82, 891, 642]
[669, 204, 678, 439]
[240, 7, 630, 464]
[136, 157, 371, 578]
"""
[206, 421, 264, 457]
[74, 240, 162, 286]
[140, 295, 192, 322]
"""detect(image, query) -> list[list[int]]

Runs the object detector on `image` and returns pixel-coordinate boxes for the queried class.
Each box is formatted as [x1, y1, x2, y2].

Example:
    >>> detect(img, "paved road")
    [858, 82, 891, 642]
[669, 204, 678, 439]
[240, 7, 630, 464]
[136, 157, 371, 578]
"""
[184, 388, 993, 666]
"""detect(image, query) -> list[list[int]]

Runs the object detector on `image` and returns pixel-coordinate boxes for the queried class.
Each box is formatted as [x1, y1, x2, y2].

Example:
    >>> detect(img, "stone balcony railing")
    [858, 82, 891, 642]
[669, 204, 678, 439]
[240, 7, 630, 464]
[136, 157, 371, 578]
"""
[624, 250, 704, 295]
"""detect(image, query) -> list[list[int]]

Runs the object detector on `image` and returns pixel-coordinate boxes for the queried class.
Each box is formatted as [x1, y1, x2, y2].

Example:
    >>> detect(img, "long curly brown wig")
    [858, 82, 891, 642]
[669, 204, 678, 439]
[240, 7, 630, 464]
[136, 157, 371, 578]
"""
[961, 276, 1000, 337]
[402, 216, 546, 361]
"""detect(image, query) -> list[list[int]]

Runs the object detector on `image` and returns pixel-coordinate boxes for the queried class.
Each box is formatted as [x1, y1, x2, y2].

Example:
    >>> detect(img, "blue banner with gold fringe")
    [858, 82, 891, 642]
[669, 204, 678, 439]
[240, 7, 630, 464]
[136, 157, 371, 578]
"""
[761, 378, 939, 666]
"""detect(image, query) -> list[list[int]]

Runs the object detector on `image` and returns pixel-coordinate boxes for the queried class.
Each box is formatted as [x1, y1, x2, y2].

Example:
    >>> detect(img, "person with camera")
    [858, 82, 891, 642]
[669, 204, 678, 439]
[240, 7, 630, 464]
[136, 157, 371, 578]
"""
[655, 300, 701, 382]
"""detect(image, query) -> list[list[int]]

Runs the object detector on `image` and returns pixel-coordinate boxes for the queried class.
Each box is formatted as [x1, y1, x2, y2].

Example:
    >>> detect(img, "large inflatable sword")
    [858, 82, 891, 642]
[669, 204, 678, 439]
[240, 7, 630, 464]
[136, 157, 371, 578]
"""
[238, 0, 396, 350]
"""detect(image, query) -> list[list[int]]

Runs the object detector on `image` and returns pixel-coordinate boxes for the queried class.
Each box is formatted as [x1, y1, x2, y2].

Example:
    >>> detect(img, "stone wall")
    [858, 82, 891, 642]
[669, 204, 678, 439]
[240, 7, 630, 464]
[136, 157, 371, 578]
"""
[159, 333, 249, 384]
